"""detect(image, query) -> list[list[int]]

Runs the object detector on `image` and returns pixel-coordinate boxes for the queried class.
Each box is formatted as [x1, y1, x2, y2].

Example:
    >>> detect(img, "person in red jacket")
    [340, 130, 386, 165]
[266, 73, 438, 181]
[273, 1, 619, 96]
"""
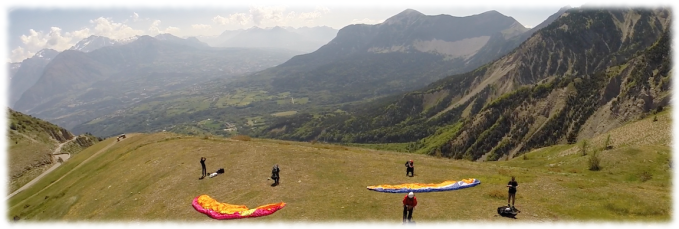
[402, 192, 417, 223]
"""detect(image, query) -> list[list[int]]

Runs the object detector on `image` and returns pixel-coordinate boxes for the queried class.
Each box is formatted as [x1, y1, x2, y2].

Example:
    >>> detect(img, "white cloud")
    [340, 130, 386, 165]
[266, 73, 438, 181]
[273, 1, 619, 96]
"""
[8, 6, 333, 62]
[209, 6, 331, 28]
[249, 6, 287, 25]
[10, 47, 31, 64]
[9, 16, 148, 62]
[164, 26, 181, 34]
[297, 6, 330, 21]
[351, 18, 385, 25]
[213, 13, 250, 26]
[11, 27, 76, 62]
[148, 20, 181, 35]
[192, 24, 212, 30]
[90, 17, 144, 39]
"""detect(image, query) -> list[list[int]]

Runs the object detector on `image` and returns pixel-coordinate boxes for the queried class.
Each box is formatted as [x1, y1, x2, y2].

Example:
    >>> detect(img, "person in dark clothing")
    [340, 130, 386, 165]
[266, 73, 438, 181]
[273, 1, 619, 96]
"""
[402, 192, 417, 223]
[200, 157, 207, 179]
[506, 176, 518, 208]
[405, 160, 414, 177]
[271, 164, 280, 185]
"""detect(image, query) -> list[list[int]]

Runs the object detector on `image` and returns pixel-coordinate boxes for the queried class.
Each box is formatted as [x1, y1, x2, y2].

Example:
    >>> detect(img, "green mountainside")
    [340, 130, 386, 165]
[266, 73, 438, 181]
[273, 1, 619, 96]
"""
[7, 109, 100, 193]
[257, 8, 671, 161]
[71, 8, 569, 138]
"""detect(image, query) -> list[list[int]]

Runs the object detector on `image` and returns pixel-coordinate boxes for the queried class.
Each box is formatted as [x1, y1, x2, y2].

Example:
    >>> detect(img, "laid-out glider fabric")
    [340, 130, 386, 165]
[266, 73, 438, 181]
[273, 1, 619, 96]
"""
[192, 195, 286, 219]
[367, 178, 481, 193]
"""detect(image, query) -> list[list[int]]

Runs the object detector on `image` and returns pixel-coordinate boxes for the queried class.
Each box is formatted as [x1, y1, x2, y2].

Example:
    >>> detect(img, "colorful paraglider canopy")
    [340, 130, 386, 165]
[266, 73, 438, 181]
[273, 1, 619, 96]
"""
[192, 195, 285, 220]
[367, 178, 481, 193]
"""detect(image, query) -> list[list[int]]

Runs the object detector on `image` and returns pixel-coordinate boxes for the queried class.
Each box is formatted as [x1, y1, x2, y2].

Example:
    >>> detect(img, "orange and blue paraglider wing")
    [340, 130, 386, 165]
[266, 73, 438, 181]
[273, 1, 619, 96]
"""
[192, 195, 286, 219]
[366, 178, 480, 193]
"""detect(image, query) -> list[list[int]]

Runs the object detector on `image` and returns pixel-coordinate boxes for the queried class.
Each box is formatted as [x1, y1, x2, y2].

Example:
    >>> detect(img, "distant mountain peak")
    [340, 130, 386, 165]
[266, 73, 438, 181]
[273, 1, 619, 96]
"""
[401, 8, 424, 15]
[69, 36, 119, 52]
[154, 33, 181, 40]
[116, 35, 141, 44]
[384, 8, 426, 25]
[474, 10, 513, 19]
[33, 49, 58, 59]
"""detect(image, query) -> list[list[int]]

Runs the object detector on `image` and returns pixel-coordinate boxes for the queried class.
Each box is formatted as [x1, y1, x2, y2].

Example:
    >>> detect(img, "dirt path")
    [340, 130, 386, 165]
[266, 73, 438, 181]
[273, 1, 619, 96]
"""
[7, 135, 133, 204]
[7, 137, 78, 199]
[9, 134, 135, 202]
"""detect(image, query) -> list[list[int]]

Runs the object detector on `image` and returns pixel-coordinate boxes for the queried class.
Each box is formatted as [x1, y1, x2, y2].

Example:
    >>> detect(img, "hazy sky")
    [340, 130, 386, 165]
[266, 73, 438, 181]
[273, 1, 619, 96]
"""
[3, 0, 673, 63]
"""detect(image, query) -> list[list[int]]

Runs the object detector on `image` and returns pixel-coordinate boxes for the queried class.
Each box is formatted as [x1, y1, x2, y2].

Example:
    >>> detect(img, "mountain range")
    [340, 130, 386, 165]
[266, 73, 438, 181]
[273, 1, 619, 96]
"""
[196, 26, 338, 53]
[11, 35, 299, 129]
[8, 49, 60, 108]
[71, 7, 572, 137]
[11, 7, 672, 165]
[6, 6, 673, 222]
[245, 8, 569, 105]
[259, 8, 671, 161]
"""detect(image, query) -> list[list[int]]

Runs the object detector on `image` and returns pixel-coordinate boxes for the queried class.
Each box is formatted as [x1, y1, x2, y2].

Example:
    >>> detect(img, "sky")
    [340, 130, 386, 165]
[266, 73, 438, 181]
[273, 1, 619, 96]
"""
[1, 0, 603, 63]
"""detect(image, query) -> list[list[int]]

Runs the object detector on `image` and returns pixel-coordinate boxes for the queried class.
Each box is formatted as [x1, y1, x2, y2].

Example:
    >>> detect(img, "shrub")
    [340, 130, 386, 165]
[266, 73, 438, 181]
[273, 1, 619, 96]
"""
[604, 134, 612, 150]
[588, 150, 601, 171]
[653, 115, 658, 122]
[232, 135, 251, 141]
[523, 154, 529, 160]
[581, 140, 589, 156]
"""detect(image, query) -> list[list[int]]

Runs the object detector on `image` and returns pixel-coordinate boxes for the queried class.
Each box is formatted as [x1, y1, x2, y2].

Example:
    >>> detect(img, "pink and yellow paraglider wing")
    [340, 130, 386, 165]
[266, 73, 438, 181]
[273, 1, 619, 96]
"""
[192, 195, 285, 219]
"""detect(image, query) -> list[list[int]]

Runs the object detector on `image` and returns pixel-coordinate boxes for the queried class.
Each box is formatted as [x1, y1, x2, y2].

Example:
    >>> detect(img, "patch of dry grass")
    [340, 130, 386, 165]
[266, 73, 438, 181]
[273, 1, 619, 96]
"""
[486, 189, 508, 200]
[231, 135, 251, 141]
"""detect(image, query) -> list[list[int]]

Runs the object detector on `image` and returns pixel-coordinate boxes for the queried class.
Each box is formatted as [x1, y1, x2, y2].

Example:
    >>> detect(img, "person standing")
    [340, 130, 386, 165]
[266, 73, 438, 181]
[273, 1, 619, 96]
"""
[506, 176, 518, 208]
[405, 160, 414, 177]
[200, 157, 207, 179]
[402, 192, 417, 223]
[271, 164, 280, 185]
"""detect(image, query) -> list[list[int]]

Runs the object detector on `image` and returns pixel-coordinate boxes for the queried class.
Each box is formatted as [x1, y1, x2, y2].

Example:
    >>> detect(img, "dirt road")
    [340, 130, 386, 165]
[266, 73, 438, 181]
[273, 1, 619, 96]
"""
[7, 136, 127, 202]
[8, 137, 75, 199]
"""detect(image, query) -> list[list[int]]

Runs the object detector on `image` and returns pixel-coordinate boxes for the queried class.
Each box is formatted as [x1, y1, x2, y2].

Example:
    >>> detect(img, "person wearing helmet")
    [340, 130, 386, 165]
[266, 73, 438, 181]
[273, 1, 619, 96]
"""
[405, 160, 414, 177]
[402, 192, 417, 223]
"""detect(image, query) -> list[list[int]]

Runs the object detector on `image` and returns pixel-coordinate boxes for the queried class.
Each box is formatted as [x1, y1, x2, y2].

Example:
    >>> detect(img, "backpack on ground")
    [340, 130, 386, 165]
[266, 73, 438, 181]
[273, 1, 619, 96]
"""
[497, 205, 519, 217]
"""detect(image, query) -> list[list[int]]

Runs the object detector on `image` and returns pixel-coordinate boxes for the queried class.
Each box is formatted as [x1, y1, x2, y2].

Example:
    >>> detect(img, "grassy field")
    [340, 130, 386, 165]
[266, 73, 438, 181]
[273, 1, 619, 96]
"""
[7, 111, 672, 222]
[345, 142, 413, 153]
[272, 111, 298, 117]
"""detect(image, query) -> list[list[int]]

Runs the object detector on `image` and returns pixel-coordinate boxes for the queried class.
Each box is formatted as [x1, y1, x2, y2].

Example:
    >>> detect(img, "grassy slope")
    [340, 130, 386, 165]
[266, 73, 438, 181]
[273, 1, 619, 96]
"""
[8, 110, 671, 222]
[7, 109, 65, 193]
[7, 130, 54, 193]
